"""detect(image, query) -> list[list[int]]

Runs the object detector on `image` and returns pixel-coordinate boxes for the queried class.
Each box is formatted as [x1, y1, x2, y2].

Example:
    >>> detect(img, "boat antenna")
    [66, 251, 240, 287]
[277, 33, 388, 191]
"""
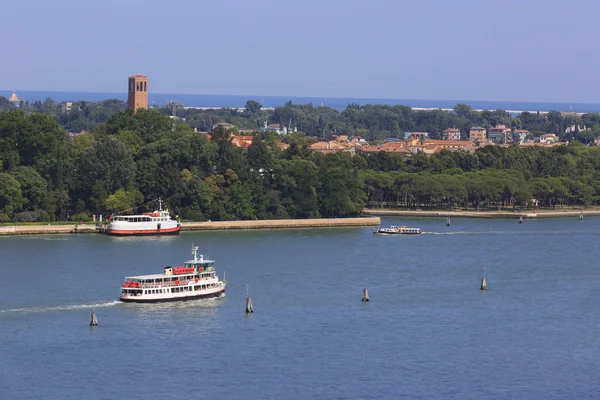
[191, 244, 199, 262]
[158, 198, 163, 211]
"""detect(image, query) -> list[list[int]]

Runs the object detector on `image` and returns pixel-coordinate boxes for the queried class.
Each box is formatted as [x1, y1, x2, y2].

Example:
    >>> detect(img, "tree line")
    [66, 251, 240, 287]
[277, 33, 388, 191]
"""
[1, 104, 600, 223]
[3, 96, 600, 144]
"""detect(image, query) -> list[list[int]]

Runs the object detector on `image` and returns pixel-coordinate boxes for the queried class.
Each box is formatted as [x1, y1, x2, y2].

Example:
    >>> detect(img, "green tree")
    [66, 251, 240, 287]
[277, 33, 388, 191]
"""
[245, 100, 262, 114]
[73, 137, 135, 210]
[0, 173, 23, 218]
[105, 188, 144, 213]
[9, 166, 48, 210]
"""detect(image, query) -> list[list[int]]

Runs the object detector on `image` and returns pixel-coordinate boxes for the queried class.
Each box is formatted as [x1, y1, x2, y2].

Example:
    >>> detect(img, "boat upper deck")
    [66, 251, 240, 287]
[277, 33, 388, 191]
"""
[125, 255, 216, 281]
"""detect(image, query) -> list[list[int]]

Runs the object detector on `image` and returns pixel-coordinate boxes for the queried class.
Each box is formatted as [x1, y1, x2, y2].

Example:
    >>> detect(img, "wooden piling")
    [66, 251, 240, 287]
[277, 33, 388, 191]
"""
[362, 288, 369, 302]
[90, 310, 98, 326]
[245, 296, 254, 314]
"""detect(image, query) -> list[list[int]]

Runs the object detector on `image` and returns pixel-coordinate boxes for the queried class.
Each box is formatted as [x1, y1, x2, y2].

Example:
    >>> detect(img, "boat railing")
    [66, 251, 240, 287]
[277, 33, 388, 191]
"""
[121, 281, 224, 297]
[130, 276, 219, 289]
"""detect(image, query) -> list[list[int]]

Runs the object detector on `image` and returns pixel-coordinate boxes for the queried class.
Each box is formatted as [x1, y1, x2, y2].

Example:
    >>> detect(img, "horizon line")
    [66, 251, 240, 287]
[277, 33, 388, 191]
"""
[1, 88, 599, 107]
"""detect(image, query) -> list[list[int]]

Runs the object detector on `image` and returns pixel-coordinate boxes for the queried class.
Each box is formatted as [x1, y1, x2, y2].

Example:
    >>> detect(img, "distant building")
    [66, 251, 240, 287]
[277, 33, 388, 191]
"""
[539, 133, 558, 144]
[61, 102, 73, 113]
[487, 124, 511, 144]
[260, 121, 296, 135]
[127, 74, 148, 113]
[513, 129, 530, 144]
[565, 124, 589, 133]
[442, 128, 461, 141]
[9, 91, 19, 106]
[231, 135, 254, 148]
[361, 142, 410, 155]
[422, 140, 475, 153]
[212, 122, 236, 131]
[404, 132, 429, 140]
[469, 126, 486, 141]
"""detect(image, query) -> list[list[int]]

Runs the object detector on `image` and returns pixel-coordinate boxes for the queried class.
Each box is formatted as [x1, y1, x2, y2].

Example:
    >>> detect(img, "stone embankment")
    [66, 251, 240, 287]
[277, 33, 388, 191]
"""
[0, 224, 98, 235]
[0, 217, 380, 236]
[363, 209, 600, 219]
[181, 217, 380, 230]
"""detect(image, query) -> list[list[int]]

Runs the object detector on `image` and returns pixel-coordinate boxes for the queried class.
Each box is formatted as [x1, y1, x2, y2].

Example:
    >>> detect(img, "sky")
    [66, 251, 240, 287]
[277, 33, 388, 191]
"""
[0, 0, 598, 103]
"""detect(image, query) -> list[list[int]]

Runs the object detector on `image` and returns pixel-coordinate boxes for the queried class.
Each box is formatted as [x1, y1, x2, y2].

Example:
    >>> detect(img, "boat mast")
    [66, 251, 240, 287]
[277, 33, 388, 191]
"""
[158, 197, 163, 211]
[191, 244, 199, 262]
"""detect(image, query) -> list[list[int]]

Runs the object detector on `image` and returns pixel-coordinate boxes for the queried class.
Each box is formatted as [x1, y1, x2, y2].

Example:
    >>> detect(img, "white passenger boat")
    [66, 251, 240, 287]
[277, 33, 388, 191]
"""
[373, 225, 422, 235]
[119, 245, 226, 303]
[106, 199, 180, 236]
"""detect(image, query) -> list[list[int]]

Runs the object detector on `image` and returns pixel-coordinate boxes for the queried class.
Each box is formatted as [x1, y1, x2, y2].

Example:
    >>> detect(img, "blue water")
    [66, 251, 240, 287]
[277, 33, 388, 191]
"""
[2, 89, 600, 113]
[1, 217, 600, 399]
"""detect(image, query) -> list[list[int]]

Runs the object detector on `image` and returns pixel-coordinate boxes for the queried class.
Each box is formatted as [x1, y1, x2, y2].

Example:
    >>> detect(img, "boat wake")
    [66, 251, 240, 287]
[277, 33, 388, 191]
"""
[422, 230, 578, 236]
[422, 231, 482, 235]
[0, 300, 120, 314]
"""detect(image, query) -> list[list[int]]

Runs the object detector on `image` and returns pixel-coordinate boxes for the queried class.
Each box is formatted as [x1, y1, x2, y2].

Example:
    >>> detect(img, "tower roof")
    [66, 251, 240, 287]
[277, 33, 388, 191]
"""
[129, 74, 148, 79]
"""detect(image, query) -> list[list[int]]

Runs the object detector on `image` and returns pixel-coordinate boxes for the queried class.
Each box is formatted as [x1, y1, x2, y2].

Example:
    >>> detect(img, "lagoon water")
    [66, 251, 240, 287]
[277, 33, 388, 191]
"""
[1, 217, 600, 399]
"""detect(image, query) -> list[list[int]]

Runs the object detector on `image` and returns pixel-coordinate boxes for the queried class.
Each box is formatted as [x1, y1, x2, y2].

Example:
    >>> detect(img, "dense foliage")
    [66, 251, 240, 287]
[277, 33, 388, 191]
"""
[1, 101, 600, 222]
[3, 96, 600, 143]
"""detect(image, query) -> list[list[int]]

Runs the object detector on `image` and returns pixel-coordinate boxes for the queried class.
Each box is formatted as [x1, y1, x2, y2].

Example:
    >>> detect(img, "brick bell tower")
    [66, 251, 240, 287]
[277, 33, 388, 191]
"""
[127, 74, 149, 113]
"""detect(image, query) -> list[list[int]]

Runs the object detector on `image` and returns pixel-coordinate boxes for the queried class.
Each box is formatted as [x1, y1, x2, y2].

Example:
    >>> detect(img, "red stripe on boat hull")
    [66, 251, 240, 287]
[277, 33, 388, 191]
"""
[107, 226, 181, 236]
[119, 288, 225, 303]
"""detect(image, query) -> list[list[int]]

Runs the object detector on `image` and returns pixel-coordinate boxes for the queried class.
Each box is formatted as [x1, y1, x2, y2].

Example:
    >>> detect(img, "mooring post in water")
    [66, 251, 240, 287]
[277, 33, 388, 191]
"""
[362, 288, 369, 302]
[245, 296, 254, 314]
[446, 217, 450, 227]
[519, 215, 523, 224]
[580, 212, 584, 220]
[90, 310, 98, 326]
[245, 285, 254, 314]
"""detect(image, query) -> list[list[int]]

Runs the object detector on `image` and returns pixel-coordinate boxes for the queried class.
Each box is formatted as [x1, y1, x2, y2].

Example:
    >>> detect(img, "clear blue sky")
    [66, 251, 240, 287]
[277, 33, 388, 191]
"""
[0, 0, 597, 103]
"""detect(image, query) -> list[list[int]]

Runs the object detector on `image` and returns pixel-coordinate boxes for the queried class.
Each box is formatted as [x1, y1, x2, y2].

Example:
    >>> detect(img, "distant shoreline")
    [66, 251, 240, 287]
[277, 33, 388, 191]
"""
[0, 217, 381, 236]
[2, 89, 599, 113]
[363, 209, 598, 219]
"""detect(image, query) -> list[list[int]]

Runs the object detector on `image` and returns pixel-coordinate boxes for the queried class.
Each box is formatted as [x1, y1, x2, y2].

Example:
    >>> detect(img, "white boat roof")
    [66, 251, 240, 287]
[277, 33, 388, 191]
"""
[124, 246, 215, 281]
[125, 259, 215, 280]
[126, 272, 172, 280]
[114, 213, 170, 218]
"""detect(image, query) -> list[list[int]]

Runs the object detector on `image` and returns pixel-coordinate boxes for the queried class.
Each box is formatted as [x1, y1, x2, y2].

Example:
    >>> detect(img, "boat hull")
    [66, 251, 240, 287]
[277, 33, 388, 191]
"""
[107, 226, 181, 236]
[119, 287, 225, 303]
[374, 231, 422, 235]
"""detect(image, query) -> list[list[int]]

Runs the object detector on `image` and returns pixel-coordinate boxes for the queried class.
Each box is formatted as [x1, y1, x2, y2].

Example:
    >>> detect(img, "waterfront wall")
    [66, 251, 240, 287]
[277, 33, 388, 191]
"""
[181, 217, 380, 230]
[0, 224, 98, 235]
[363, 209, 600, 219]
[0, 217, 380, 235]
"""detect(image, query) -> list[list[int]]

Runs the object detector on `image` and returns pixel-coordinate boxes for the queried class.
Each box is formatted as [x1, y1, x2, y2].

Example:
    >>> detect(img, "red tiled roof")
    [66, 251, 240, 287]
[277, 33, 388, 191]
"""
[361, 143, 410, 153]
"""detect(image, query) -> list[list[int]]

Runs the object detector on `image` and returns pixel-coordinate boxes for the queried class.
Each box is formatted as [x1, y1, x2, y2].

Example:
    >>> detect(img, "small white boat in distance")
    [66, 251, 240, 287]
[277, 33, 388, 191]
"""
[373, 225, 422, 235]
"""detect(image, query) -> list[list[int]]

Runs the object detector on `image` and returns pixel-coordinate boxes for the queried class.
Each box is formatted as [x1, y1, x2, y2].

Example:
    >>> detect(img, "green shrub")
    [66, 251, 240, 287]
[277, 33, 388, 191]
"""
[71, 212, 92, 222]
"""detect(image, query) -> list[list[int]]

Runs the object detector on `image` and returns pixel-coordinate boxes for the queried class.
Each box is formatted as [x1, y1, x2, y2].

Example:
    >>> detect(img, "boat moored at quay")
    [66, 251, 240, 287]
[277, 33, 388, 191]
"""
[119, 245, 226, 303]
[105, 199, 180, 236]
[373, 225, 422, 235]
